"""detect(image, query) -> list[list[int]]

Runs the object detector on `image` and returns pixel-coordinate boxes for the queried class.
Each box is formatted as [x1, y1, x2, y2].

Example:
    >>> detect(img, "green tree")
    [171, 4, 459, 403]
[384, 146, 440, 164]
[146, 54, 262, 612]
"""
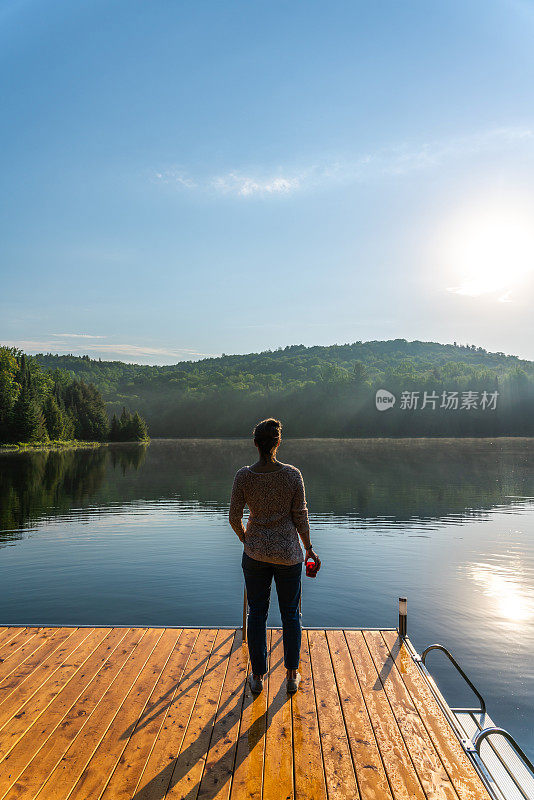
[10, 378, 48, 442]
[130, 411, 149, 441]
[352, 360, 368, 385]
[109, 414, 121, 441]
[64, 381, 109, 441]
[62, 409, 76, 440]
[119, 406, 133, 440]
[43, 394, 64, 440]
[0, 346, 20, 439]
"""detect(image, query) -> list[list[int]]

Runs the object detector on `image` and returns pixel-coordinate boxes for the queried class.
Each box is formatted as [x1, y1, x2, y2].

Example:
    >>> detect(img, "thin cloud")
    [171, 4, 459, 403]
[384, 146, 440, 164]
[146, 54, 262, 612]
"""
[154, 126, 534, 198]
[51, 333, 105, 339]
[1, 339, 214, 363]
[447, 285, 522, 303]
[92, 343, 212, 358]
[210, 173, 303, 197]
[153, 168, 196, 189]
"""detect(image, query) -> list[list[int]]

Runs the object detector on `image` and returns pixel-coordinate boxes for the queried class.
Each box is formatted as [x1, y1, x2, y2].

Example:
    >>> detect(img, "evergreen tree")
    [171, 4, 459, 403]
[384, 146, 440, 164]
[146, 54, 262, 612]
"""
[0, 347, 20, 440]
[62, 409, 76, 440]
[64, 381, 109, 441]
[130, 411, 149, 440]
[119, 406, 133, 440]
[10, 376, 48, 443]
[43, 394, 64, 440]
[111, 407, 149, 440]
[109, 414, 121, 441]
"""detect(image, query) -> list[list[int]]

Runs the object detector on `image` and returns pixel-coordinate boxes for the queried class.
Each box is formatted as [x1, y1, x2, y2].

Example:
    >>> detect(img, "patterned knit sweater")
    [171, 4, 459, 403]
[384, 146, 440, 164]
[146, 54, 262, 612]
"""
[228, 463, 310, 565]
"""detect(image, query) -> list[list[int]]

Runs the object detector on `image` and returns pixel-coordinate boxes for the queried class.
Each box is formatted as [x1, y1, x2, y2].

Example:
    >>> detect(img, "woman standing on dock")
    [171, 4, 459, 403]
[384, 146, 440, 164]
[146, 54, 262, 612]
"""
[229, 418, 321, 695]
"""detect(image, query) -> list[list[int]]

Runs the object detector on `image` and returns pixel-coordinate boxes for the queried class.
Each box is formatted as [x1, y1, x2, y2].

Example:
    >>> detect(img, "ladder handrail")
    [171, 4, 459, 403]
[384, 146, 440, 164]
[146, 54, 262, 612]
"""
[473, 726, 534, 779]
[421, 643, 486, 714]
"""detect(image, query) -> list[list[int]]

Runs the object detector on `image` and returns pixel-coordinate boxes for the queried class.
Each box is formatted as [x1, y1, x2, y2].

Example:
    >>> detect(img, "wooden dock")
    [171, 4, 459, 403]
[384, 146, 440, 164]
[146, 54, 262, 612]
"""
[0, 625, 493, 800]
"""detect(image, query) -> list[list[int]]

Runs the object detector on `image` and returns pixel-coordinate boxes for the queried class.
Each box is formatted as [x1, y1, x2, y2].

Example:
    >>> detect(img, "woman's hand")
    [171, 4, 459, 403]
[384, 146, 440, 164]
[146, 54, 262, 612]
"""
[305, 547, 321, 571]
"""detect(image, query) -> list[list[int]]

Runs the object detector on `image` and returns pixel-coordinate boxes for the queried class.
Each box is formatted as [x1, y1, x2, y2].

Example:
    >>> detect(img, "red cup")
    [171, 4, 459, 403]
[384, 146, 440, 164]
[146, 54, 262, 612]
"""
[306, 558, 318, 578]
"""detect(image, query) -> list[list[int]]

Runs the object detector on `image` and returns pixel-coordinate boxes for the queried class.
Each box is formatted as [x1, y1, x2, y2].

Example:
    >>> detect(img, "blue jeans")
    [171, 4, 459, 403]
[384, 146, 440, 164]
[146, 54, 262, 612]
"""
[242, 551, 302, 675]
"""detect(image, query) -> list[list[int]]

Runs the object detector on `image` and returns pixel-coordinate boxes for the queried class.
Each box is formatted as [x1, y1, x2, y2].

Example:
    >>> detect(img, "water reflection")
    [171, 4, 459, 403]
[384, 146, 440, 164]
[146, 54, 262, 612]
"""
[0, 444, 147, 541]
[1, 438, 532, 538]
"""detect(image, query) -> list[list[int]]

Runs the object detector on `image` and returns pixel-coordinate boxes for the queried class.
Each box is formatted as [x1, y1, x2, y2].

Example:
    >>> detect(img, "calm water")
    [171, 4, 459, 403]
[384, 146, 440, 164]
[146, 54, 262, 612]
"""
[1, 438, 533, 757]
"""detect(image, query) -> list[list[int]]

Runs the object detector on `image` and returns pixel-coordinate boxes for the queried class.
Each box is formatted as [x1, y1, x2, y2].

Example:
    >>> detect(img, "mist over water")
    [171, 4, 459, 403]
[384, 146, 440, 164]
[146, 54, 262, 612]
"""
[1, 437, 533, 757]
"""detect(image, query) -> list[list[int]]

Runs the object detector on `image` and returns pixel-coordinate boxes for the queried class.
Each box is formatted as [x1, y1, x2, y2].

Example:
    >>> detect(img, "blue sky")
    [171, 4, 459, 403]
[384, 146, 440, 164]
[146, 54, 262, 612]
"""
[1, 0, 534, 363]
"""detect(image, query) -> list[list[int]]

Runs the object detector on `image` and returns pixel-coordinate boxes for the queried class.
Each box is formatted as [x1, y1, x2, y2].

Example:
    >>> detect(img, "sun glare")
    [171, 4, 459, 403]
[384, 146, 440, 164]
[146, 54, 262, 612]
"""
[445, 202, 534, 301]
[468, 561, 534, 626]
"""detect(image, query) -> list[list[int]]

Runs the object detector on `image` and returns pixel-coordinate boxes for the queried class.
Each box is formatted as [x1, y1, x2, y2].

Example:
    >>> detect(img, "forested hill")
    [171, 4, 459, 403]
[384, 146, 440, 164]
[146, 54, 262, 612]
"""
[32, 339, 534, 437]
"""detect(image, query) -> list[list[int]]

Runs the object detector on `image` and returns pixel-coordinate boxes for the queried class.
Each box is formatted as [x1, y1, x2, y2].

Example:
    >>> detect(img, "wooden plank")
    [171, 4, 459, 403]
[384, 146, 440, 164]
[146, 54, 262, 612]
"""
[6, 627, 152, 800]
[0, 628, 69, 684]
[65, 629, 182, 800]
[263, 629, 293, 800]
[0, 627, 108, 755]
[0, 628, 51, 662]
[229, 629, 271, 800]
[99, 629, 199, 800]
[165, 629, 236, 799]
[197, 630, 249, 800]
[132, 628, 219, 800]
[31, 627, 165, 800]
[308, 629, 359, 800]
[0, 627, 28, 655]
[0, 630, 37, 671]
[0, 628, 130, 796]
[326, 630, 393, 800]
[381, 631, 492, 800]
[0, 626, 28, 643]
[0, 628, 89, 728]
[345, 630, 426, 800]
[292, 631, 327, 800]
[363, 631, 458, 800]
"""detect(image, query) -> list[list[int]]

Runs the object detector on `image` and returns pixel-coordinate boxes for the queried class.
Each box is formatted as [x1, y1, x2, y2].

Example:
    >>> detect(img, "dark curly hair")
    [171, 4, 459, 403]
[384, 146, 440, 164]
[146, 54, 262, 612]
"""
[253, 418, 282, 457]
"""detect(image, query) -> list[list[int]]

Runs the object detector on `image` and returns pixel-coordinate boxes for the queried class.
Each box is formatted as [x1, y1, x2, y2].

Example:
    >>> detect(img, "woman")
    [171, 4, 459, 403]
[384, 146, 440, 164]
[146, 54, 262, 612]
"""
[229, 418, 321, 695]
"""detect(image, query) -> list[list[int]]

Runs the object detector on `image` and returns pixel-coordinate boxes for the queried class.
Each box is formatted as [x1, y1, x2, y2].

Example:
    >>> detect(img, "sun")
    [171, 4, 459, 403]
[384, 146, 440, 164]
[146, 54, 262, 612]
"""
[444, 200, 534, 301]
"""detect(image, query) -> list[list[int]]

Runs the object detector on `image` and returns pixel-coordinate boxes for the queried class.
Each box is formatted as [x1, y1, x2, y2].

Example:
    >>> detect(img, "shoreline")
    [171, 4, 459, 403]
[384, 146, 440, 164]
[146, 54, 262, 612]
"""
[146, 434, 534, 442]
[0, 440, 109, 454]
[0, 439, 150, 454]
[1, 436, 531, 454]
[0, 440, 149, 454]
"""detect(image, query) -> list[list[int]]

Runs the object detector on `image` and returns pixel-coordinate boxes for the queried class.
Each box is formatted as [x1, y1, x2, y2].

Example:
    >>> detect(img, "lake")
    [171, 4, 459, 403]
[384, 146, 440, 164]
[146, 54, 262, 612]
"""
[1, 437, 533, 758]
